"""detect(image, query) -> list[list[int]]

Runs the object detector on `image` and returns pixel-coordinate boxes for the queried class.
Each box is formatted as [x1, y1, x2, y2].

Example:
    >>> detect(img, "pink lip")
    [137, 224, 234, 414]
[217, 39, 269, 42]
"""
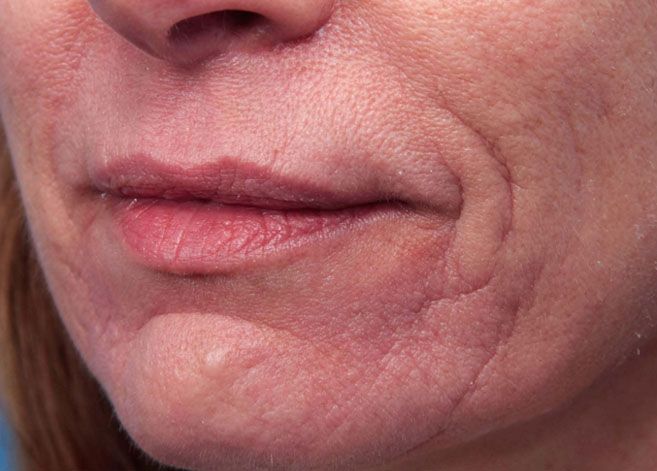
[92, 155, 405, 274]
[92, 154, 385, 209]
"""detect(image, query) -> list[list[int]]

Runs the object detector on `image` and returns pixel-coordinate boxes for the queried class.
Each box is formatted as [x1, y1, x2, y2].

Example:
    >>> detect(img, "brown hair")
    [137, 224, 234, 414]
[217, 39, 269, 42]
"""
[0, 131, 173, 469]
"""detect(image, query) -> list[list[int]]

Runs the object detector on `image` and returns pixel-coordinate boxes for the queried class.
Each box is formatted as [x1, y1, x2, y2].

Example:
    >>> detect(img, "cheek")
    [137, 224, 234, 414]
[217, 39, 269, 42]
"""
[0, 0, 120, 359]
[368, 0, 657, 441]
[0, 0, 117, 198]
[0, 1, 97, 198]
[0, 1, 87, 107]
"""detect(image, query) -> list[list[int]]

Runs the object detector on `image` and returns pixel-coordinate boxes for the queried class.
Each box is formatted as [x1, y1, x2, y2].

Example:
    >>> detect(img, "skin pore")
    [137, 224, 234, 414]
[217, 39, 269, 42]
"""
[1, 1, 657, 470]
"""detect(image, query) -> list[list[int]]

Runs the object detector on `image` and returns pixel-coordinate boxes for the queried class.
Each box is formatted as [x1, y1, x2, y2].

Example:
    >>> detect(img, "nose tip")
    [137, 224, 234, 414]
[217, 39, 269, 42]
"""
[88, 0, 336, 64]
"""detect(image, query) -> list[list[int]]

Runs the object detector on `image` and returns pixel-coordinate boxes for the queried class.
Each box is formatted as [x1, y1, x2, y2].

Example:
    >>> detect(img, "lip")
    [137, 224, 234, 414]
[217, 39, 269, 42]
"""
[92, 154, 409, 274]
[91, 154, 395, 209]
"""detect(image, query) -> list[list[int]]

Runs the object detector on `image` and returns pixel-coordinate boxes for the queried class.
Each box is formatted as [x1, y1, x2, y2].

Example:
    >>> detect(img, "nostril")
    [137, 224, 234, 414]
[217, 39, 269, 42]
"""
[90, 0, 336, 63]
[168, 10, 267, 43]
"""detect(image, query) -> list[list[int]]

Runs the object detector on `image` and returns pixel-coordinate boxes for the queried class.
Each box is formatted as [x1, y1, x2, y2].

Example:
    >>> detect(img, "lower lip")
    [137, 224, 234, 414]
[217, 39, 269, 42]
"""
[109, 197, 396, 274]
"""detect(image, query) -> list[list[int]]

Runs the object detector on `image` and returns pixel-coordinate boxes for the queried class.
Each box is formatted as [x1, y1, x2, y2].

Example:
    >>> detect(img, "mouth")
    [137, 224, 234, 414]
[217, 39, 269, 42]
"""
[91, 154, 414, 275]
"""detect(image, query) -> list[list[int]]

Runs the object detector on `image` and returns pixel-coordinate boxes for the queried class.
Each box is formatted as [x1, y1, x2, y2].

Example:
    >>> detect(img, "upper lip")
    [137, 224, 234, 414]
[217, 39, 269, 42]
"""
[90, 153, 394, 210]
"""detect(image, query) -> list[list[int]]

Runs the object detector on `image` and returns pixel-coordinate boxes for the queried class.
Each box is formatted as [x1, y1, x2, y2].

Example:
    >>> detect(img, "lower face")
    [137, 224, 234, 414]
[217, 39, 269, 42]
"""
[2, 1, 657, 470]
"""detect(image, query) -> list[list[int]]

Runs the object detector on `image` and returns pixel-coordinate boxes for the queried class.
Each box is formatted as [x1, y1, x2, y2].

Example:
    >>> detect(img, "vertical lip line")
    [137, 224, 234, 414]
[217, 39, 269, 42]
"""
[89, 153, 390, 210]
[171, 202, 202, 264]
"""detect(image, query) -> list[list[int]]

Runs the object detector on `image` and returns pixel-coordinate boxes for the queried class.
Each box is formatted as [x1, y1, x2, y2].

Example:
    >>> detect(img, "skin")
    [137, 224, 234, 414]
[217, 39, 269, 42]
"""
[1, 0, 657, 469]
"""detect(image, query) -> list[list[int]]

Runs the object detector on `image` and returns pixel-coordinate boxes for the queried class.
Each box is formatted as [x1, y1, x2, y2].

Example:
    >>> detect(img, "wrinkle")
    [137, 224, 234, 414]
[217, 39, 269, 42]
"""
[392, 258, 547, 466]
[443, 99, 515, 247]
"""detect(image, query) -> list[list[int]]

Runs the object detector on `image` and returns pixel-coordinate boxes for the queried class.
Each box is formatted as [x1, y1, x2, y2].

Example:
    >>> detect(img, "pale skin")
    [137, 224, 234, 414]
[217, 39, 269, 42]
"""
[1, 1, 657, 470]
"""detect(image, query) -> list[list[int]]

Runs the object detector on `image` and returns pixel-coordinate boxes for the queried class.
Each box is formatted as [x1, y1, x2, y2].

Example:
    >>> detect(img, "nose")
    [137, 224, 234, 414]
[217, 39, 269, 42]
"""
[88, 0, 336, 64]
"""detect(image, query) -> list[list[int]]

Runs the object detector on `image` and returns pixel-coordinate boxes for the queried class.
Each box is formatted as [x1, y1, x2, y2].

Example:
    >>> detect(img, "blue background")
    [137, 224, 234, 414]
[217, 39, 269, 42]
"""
[0, 415, 14, 471]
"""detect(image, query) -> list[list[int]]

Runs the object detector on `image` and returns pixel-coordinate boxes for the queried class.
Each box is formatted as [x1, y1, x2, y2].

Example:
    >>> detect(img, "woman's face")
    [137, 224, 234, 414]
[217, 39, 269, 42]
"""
[1, 1, 657, 469]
